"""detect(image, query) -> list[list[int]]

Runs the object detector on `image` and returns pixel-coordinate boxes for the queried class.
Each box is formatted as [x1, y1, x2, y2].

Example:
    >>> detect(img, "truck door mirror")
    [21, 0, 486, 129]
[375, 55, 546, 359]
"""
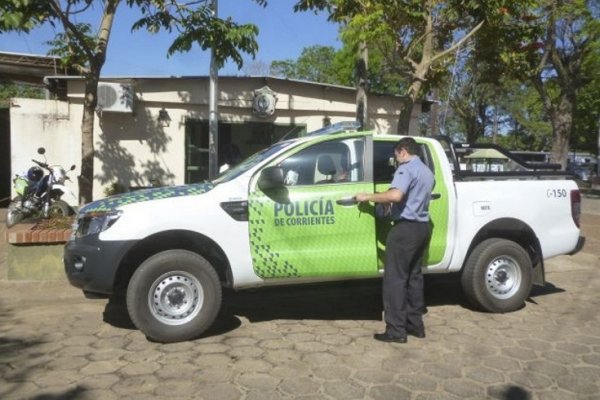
[258, 166, 285, 191]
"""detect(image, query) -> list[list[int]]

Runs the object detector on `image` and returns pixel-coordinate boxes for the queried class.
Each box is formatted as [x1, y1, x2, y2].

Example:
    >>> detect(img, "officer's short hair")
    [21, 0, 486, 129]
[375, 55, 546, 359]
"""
[395, 137, 420, 155]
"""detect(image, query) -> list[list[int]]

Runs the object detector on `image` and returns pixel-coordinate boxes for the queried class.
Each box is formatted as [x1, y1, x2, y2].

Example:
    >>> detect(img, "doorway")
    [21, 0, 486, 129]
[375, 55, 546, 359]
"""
[184, 120, 305, 183]
[0, 108, 10, 206]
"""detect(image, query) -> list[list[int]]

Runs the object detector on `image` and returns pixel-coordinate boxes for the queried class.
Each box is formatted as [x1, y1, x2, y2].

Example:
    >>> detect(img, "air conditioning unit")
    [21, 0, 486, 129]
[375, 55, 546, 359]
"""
[97, 82, 134, 113]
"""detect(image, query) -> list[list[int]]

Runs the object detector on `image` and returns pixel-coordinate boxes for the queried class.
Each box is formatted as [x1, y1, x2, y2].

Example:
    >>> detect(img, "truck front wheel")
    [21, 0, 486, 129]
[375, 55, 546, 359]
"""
[127, 250, 222, 343]
[461, 238, 532, 313]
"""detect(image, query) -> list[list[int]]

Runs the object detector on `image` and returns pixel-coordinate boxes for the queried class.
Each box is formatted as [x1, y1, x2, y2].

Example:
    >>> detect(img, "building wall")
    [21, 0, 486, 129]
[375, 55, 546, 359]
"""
[12, 77, 404, 201]
[9, 98, 79, 199]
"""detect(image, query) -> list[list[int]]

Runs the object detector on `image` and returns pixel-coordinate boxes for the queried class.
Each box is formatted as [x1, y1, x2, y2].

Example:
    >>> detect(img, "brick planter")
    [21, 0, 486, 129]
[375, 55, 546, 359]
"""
[4, 223, 71, 280]
[5, 223, 72, 244]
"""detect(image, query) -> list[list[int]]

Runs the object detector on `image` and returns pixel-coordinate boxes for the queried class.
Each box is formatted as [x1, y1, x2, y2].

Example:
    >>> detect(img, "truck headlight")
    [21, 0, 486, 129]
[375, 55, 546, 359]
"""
[73, 211, 122, 239]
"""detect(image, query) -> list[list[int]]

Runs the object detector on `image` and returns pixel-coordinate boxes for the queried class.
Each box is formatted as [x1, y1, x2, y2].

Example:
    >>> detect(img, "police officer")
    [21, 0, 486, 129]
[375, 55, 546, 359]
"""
[356, 137, 434, 343]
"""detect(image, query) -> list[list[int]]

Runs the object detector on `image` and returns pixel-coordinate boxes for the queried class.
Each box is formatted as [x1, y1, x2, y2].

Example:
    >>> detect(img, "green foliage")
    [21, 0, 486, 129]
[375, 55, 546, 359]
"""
[0, 81, 44, 108]
[573, 40, 600, 152]
[293, 0, 542, 137]
[293, 0, 599, 153]
[45, 23, 98, 76]
[129, 0, 266, 69]
[270, 40, 407, 94]
[0, 0, 267, 203]
[500, 80, 552, 149]
[270, 45, 346, 85]
[0, 1, 52, 33]
[1, 1, 266, 73]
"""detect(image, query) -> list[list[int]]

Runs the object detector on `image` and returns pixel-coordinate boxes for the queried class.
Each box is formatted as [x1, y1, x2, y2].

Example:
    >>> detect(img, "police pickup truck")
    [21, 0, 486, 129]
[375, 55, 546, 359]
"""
[64, 128, 585, 342]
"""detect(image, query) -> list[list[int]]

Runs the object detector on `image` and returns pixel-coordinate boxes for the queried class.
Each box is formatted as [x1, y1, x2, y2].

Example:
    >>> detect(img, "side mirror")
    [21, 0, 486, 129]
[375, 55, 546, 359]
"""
[37, 147, 46, 155]
[258, 166, 284, 191]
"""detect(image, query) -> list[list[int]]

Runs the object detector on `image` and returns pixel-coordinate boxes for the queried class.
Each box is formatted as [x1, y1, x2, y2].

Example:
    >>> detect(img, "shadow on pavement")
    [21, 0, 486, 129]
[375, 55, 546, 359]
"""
[221, 279, 383, 324]
[103, 294, 135, 330]
[490, 385, 532, 400]
[221, 276, 473, 323]
[31, 386, 88, 400]
[529, 281, 565, 297]
[1, 312, 93, 399]
[99, 276, 567, 337]
[0, 301, 51, 399]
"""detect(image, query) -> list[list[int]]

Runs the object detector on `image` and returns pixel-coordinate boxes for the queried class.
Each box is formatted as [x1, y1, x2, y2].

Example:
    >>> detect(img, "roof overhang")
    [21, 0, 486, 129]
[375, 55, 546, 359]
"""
[0, 51, 76, 85]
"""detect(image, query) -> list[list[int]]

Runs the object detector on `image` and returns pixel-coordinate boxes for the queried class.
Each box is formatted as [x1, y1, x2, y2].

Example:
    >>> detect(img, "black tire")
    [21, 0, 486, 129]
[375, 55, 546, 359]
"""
[461, 238, 532, 313]
[126, 250, 222, 343]
[48, 200, 72, 218]
[6, 197, 24, 228]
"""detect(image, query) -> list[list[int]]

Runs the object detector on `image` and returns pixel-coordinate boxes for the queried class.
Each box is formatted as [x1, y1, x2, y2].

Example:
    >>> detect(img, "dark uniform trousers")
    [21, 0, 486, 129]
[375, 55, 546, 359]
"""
[383, 219, 431, 336]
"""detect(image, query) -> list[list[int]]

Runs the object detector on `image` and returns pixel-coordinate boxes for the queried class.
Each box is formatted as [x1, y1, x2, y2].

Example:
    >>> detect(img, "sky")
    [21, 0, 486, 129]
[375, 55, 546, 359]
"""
[0, 0, 341, 77]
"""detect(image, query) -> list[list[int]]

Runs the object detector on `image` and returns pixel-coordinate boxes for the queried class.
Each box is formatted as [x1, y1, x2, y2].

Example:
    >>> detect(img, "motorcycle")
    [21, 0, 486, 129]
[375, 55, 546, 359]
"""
[6, 147, 77, 228]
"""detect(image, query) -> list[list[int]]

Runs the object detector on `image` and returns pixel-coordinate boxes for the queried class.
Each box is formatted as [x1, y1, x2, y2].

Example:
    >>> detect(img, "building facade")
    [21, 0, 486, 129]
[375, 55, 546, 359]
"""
[9, 76, 407, 201]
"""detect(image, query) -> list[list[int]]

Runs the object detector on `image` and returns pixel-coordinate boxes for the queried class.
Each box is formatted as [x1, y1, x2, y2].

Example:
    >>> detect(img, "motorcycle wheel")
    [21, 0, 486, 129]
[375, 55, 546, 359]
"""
[48, 200, 72, 218]
[6, 197, 24, 228]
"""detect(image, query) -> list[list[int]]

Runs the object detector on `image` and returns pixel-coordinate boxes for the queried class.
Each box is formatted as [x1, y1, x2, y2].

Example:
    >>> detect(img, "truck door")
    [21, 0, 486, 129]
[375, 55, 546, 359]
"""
[248, 136, 379, 279]
[372, 139, 450, 267]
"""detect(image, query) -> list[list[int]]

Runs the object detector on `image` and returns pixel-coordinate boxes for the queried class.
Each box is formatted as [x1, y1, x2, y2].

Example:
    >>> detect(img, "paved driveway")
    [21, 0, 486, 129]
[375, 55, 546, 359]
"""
[0, 199, 599, 400]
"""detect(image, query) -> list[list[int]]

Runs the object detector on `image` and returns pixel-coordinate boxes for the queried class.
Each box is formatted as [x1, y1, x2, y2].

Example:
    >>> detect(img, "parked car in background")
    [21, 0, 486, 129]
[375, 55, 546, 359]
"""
[566, 162, 594, 185]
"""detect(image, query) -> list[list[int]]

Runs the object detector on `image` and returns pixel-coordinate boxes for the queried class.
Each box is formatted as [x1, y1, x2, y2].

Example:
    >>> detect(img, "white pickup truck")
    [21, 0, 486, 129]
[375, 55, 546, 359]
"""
[64, 129, 585, 342]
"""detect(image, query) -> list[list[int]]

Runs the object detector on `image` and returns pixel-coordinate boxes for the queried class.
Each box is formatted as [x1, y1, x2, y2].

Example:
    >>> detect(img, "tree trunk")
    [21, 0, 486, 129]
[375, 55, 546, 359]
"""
[79, 78, 99, 204]
[466, 117, 478, 143]
[397, 96, 416, 135]
[550, 92, 575, 168]
[428, 87, 439, 137]
[78, 1, 119, 204]
[397, 1, 432, 136]
[398, 72, 429, 135]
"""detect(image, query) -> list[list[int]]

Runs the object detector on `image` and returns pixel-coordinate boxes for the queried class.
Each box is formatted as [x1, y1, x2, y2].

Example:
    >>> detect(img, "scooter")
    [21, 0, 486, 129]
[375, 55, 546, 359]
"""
[6, 148, 77, 228]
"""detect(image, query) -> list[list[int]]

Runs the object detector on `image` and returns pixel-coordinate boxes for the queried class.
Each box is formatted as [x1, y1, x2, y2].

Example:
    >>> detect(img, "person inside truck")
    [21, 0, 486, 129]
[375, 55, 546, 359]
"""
[355, 137, 435, 343]
[280, 142, 354, 186]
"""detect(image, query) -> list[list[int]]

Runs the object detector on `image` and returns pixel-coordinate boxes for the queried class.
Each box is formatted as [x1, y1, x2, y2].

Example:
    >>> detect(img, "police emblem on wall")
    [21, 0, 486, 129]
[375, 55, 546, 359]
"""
[252, 86, 277, 118]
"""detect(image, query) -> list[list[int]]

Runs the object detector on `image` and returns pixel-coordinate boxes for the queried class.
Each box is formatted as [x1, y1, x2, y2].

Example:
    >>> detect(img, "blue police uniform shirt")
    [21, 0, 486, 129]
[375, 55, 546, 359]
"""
[389, 156, 435, 222]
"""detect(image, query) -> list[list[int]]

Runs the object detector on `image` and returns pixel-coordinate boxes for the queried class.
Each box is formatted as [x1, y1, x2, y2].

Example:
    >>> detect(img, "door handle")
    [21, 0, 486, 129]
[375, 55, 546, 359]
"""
[336, 196, 358, 206]
[432, 193, 441, 200]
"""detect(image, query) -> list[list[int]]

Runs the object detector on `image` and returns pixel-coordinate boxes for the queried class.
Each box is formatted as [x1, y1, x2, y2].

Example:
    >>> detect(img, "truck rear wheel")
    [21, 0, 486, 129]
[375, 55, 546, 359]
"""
[461, 238, 532, 313]
[127, 250, 222, 343]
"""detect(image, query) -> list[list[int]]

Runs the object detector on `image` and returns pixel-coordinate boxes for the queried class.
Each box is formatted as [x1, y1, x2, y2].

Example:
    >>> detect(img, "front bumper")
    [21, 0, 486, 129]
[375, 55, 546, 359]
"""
[568, 235, 586, 255]
[64, 235, 135, 296]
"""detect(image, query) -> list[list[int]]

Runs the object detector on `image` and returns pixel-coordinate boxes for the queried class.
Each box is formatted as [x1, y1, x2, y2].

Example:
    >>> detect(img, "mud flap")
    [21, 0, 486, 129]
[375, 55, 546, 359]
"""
[532, 261, 545, 287]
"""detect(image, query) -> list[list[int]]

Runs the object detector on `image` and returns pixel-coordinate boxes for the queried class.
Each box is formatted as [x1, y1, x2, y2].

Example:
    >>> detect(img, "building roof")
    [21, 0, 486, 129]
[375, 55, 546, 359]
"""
[0, 51, 408, 100]
[42, 74, 406, 99]
[0, 51, 76, 85]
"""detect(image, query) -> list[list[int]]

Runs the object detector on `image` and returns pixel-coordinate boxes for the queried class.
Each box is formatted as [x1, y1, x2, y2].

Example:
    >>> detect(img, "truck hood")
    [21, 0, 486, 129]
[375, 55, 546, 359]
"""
[79, 183, 215, 214]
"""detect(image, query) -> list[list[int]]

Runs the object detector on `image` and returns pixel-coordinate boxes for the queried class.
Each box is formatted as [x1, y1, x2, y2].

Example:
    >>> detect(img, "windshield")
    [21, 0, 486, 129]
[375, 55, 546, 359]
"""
[212, 141, 295, 185]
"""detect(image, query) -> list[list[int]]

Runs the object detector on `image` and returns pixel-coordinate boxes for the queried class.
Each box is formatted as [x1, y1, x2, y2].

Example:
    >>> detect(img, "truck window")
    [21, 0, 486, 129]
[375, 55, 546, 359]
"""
[279, 138, 365, 186]
[374, 141, 435, 184]
[213, 140, 293, 185]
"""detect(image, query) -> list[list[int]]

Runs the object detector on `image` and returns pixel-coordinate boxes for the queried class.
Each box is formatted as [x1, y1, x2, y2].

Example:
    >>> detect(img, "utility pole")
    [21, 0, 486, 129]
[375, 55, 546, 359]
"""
[597, 114, 600, 178]
[208, 0, 219, 179]
[429, 88, 439, 137]
[356, 41, 368, 130]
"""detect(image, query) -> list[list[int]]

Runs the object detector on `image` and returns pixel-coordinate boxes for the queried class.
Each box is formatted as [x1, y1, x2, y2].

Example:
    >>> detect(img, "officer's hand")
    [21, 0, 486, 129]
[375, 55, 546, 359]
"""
[355, 193, 370, 202]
